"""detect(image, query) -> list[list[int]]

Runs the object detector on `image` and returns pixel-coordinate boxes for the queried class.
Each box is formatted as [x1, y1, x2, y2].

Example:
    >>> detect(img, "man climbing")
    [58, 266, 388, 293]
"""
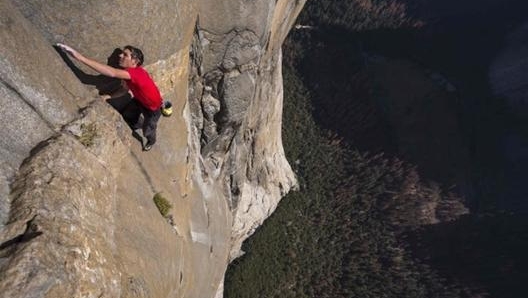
[57, 43, 163, 151]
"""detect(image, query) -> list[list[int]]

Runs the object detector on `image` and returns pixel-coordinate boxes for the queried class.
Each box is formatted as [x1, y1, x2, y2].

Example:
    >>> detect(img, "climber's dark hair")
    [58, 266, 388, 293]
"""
[124, 45, 144, 66]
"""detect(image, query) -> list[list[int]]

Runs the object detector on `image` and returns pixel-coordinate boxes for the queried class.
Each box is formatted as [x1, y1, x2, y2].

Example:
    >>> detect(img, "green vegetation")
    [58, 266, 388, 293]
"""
[224, 65, 466, 298]
[77, 122, 98, 147]
[153, 192, 172, 218]
[297, 0, 422, 32]
[225, 1, 528, 297]
[223, 2, 459, 296]
[408, 212, 528, 298]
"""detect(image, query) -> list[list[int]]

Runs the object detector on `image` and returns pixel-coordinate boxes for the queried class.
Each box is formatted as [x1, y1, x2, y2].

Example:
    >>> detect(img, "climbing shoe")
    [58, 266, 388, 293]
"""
[143, 141, 154, 151]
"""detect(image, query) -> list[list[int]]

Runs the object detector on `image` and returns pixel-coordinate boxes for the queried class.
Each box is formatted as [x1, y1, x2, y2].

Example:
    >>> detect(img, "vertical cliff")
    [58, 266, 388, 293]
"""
[189, 0, 302, 260]
[0, 0, 305, 297]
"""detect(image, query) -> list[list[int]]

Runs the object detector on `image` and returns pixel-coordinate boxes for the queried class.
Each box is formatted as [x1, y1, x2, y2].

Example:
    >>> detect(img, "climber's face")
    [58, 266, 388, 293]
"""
[119, 49, 138, 68]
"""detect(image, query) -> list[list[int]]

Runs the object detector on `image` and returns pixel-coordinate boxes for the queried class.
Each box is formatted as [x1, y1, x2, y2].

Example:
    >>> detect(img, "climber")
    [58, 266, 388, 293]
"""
[56, 43, 163, 151]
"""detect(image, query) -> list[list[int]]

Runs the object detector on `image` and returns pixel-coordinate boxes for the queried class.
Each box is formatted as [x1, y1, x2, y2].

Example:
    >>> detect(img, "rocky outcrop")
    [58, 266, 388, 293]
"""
[0, 0, 304, 297]
[0, 103, 128, 297]
[188, 0, 303, 259]
[0, 0, 92, 225]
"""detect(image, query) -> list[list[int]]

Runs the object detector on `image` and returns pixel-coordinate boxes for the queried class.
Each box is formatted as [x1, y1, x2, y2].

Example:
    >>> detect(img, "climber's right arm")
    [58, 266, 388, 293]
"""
[56, 43, 131, 80]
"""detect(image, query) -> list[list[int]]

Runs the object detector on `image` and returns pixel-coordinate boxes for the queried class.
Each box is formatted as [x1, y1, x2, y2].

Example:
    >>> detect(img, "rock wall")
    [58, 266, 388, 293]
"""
[190, 0, 302, 260]
[0, 0, 304, 297]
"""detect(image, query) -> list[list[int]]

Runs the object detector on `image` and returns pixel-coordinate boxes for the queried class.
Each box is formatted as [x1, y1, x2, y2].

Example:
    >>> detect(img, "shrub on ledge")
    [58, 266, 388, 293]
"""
[153, 192, 172, 218]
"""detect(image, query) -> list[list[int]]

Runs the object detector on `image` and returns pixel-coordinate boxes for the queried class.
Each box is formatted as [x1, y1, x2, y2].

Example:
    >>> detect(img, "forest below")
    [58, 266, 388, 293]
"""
[225, 0, 528, 297]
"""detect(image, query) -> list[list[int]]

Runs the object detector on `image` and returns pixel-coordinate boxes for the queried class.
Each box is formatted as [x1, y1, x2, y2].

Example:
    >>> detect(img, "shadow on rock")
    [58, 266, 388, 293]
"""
[54, 46, 124, 97]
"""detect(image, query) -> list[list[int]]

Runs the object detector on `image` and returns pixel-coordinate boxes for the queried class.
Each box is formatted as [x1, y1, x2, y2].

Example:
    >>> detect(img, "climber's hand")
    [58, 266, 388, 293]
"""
[56, 43, 81, 60]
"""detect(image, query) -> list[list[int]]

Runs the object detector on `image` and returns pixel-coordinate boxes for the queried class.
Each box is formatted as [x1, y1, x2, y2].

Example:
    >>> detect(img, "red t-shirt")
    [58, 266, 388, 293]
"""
[125, 67, 163, 111]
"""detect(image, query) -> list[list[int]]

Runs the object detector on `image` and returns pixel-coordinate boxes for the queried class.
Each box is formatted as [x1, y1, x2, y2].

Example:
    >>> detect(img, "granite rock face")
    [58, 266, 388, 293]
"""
[1, 103, 127, 298]
[189, 0, 304, 259]
[0, 0, 304, 297]
[0, 0, 92, 224]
